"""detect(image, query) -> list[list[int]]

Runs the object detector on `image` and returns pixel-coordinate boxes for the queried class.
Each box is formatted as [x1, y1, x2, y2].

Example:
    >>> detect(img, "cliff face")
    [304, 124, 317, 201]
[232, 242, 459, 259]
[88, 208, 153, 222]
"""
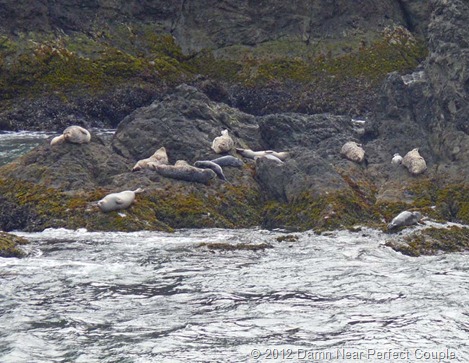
[1, 0, 429, 54]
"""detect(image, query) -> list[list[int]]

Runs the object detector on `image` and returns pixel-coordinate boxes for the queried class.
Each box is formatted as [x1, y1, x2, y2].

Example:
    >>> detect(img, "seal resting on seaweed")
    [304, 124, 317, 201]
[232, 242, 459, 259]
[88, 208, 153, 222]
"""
[132, 147, 169, 172]
[97, 188, 144, 213]
[387, 211, 422, 230]
[211, 129, 234, 154]
[50, 125, 91, 146]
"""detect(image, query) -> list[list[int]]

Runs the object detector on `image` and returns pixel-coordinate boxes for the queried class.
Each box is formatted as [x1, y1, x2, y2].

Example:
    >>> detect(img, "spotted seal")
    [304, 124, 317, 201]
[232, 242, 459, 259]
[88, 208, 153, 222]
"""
[150, 160, 216, 184]
[194, 160, 227, 181]
[402, 148, 427, 175]
[340, 141, 365, 163]
[132, 146, 169, 172]
[236, 148, 289, 161]
[254, 154, 284, 164]
[211, 129, 234, 154]
[97, 188, 144, 213]
[387, 211, 422, 230]
[50, 125, 91, 146]
[210, 155, 244, 167]
[391, 153, 403, 165]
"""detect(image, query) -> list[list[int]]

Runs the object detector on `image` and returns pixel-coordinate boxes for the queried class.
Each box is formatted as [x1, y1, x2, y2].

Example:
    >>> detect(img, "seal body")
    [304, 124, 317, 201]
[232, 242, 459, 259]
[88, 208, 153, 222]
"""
[132, 147, 169, 171]
[254, 154, 284, 164]
[211, 130, 234, 154]
[391, 153, 403, 165]
[236, 148, 289, 161]
[97, 188, 144, 213]
[402, 148, 427, 175]
[340, 141, 365, 163]
[194, 160, 227, 180]
[151, 161, 216, 184]
[387, 211, 422, 230]
[211, 155, 244, 167]
[51, 125, 91, 146]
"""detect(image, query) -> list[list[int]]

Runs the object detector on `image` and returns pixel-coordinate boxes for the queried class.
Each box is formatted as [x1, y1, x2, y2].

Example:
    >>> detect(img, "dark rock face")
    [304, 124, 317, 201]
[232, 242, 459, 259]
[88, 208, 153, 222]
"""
[0, 1, 429, 53]
[112, 84, 264, 163]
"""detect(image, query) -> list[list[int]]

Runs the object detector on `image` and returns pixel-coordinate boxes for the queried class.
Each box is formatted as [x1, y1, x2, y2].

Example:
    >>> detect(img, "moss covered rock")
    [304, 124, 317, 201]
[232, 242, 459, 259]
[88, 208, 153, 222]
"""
[0, 232, 29, 258]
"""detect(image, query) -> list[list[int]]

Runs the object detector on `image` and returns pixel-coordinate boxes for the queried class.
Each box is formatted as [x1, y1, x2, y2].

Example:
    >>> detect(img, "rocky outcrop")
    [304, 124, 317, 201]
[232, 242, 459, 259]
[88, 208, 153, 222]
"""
[0, 232, 28, 258]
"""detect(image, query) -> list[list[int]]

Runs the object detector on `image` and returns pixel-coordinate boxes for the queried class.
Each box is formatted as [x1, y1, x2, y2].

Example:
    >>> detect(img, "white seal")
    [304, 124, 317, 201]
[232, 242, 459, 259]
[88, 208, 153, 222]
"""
[387, 211, 422, 230]
[50, 125, 91, 146]
[402, 148, 427, 175]
[132, 147, 169, 171]
[211, 129, 235, 154]
[391, 153, 403, 165]
[340, 141, 365, 163]
[97, 188, 144, 213]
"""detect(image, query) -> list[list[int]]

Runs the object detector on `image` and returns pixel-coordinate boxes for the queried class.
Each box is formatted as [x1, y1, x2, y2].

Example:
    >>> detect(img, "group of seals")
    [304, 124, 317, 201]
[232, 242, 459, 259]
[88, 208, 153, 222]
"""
[132, 147, 169, 172]
[236, 148, 289, 161]
[390, 148, 427, 175]
[50, 125, 91, 146]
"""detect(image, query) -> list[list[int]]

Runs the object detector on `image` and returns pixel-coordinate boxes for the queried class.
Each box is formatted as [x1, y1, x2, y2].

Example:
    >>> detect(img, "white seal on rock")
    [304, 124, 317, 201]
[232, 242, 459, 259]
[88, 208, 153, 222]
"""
[132, 147, 169, 172]
[391, 153, 403, 165]
[51, 125, 91, 146]
[340, 141, 365, 163]
[387, 210, 422, 230]
[236, 148, 289, 161]
[97, 188, 144, 213]
[402, 148, 427, 175]
[211, 155, 244, 167]
[211, 129, 234, 154]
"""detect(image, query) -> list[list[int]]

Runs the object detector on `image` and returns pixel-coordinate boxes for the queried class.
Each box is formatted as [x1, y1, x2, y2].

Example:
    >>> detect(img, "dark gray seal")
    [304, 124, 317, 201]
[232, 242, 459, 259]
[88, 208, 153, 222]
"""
[194, 160, 227, 181]
[211, 155, 244, 167]
[150, 160, 216, 184]
[387, 211, 422, 230]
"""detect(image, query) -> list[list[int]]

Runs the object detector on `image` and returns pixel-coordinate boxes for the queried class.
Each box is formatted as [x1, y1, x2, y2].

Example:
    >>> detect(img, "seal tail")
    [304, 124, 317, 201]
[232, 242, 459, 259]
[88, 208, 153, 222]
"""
[133, 188, 145, 194]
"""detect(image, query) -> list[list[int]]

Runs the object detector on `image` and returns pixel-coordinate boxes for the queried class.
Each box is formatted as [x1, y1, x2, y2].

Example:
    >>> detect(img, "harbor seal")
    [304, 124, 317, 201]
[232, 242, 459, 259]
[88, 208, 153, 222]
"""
[391, 153, 403, 165]
[194, 160, 227, 181]
[254, 154, 284, 164]
[236, 148, 289, 161]
[340, 141, 365, 163]
[97, 188, 144, 213]
[211, 129, 234, 154]
[387, 211, 422, 230]
[402, 148, 427, 175]
[211, 155, 244, 167]
[51, 125, 91, 146]
[132, 147, 169, 172]
[150, 160, 217, 184]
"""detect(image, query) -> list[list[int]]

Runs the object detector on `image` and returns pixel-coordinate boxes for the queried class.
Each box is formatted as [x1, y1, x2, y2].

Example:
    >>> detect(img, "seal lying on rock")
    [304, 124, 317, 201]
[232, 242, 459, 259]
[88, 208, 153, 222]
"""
[211, 129, 234, 154]
[236, 148, 289, 161]
[402, 148, 427, 175]
[254, 155, 284, 164]
[97, 188, 144, 213]
[391, 153, 403, 165]
[150, 160, 217, 184]
[50, 125, 91, 146]
[194, 160, 227, 181]
[340, 141, 365, 163]
[132, 147, 169, 172]
[387, 211, 422, 230]
[211, 155, 244, 167]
